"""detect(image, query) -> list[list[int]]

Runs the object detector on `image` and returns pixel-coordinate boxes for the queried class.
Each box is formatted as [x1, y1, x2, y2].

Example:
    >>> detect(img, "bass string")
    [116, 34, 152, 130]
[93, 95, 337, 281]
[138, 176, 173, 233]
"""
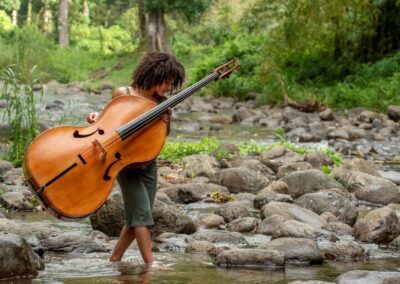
[79, 71, 219, 162]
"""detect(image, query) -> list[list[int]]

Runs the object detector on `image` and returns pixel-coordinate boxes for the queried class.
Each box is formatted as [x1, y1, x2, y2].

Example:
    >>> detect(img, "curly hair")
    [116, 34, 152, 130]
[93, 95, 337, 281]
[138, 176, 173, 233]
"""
[131, 52, 185, 91]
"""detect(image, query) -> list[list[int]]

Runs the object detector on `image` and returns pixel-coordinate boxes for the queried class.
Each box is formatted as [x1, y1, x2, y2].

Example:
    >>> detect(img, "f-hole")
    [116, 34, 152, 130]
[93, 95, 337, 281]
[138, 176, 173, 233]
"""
[103, 152, 122, 181]
[73, 128, 105, 138]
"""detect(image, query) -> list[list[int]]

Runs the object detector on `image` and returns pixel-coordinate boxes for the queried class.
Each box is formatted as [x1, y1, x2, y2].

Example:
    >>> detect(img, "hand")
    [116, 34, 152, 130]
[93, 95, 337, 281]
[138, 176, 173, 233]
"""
[87, 112, 99, 124]
[161, 108, 172, 123]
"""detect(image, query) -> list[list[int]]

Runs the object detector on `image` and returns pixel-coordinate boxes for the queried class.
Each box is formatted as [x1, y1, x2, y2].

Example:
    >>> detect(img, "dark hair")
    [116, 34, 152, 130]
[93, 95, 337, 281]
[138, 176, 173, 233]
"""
[132, 52, 185, 91]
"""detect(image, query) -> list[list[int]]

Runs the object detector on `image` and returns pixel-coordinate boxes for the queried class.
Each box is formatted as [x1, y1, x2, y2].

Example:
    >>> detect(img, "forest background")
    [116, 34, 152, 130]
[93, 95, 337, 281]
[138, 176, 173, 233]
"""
[0, 0, 399, 111]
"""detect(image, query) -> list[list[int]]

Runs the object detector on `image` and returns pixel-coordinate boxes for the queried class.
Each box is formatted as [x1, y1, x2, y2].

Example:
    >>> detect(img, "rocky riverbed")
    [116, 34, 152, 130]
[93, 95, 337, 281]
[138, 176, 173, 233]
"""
[0, 81, 400, 283]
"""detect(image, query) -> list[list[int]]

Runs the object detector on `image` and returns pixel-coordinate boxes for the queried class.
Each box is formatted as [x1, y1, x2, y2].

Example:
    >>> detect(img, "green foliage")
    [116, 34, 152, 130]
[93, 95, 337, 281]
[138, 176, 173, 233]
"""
[0, 10, 13, 32]
[159, 137, 343, 169]
[145, 0, 212, 24]
[0, 66, 42, 166]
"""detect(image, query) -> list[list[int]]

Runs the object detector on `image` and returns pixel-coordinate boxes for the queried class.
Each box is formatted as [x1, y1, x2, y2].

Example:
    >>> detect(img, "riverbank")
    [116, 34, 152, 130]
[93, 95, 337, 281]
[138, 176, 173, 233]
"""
[0, 82, 400, 283]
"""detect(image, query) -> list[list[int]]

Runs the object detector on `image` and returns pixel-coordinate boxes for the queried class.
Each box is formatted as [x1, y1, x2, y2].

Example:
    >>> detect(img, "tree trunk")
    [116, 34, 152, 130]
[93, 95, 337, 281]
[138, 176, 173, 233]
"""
[27, 0, 32, 25]
[147, 9, 169, 53]
[43, 1, 53, 34]
[137, 0, 147, 38]
[58, 0, 69, 48]
[12, 8, 17, 26]
[82, 0, 89, 22]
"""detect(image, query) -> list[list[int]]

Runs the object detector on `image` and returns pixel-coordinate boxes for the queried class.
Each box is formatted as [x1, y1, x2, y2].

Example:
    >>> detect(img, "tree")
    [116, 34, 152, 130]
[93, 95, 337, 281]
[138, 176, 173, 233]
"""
[0, 0, 21, 26]
[58, 0, 69, 47]
[142, 0, 212, 53]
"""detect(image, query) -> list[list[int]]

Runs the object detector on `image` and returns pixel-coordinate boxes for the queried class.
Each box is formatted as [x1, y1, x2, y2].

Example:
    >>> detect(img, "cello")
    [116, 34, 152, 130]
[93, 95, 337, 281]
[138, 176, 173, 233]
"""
[23, 59, 239, 220]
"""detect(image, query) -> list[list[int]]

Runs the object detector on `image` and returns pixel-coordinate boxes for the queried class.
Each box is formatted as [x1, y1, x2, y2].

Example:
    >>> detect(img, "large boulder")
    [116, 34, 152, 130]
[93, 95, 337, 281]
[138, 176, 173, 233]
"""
[0, 233, 44, 279]
[214, 203, 250, 223]
[335, 270, 400, 284]
[214, 249, 285, 267]
[294, 190, 358, 225]
[89, 192, 125, 237]
[264, 237, 323, 264]
[281, 169, 344, 198]
[175, 183, 228, 204]
[211, 167, 269, 194]
[354, 207, 400, 244]
[0, 192, 35, 211]
[152, 199, 197, 237]
[182, 154, 220, 178]
[272, 220, 331, 239]
[41, 232, 109, 253]
[192, 229, 247, 246]
[335, 171, 400, 205]
[388, 105, 400, 122]
[261, 201, 327, 229]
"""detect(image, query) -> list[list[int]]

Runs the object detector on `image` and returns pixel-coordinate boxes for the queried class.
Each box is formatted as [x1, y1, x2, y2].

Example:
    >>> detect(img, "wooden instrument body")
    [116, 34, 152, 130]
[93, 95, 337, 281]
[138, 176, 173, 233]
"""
[24, 95, 167, 220]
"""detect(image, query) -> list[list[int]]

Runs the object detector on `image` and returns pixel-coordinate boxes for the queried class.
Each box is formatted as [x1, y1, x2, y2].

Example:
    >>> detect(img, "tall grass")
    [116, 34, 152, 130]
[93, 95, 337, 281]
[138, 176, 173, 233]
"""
[0, 66, 42, 166]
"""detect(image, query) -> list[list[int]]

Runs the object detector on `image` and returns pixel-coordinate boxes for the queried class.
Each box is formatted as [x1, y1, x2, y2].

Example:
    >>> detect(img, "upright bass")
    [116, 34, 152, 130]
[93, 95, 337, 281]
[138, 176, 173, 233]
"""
[23, 59, 239, 220]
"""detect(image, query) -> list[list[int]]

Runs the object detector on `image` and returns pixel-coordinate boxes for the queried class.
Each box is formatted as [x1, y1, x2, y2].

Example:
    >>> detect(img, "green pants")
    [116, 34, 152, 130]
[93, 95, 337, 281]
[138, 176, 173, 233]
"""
[117, 160, 157, 228]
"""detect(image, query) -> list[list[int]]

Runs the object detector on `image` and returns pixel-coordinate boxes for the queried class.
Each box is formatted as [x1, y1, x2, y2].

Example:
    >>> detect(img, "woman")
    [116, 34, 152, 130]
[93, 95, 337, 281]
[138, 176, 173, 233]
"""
[87, 52, 185, 265]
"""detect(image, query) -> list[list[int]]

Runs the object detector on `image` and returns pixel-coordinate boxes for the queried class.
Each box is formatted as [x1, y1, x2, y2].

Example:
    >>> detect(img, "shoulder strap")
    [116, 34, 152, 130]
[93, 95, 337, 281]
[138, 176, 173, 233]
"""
[125, 87, 131, 96]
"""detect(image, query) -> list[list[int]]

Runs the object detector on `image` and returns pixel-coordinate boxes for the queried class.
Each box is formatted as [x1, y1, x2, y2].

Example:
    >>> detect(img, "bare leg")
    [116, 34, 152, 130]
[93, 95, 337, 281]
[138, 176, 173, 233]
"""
[110, 225, 136, 262]
[134, 227, 154, 264]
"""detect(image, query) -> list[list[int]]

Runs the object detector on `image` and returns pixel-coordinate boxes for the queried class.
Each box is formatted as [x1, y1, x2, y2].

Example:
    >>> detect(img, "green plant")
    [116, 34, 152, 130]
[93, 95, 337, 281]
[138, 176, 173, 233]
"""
[0, 66, 42, 166]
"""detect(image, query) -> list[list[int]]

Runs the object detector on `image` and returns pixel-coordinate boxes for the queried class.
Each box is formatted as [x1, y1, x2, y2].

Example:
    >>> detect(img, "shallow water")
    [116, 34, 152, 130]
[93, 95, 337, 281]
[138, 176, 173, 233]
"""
[6, 211, 400, 284]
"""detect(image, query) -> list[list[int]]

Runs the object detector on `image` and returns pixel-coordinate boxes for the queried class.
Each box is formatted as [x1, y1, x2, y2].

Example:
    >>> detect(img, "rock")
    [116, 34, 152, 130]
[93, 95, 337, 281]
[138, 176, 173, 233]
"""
[214, 203, 250, 223]
[319, 108, 335, 121]
[335, 270, 400, 284]
[185, 240, 215, 253]
[322, 240, 366, 261]
[211, 167, 269, 194]
[256, 215, 288, 235]
[328, 222, 354, 236]
[0, 233, 44, 279]
[41, 232, 109, 253]
[378, 170, 400, 185]
[258, 181, 289, 195]
[272, 220, 331, 239]
[277, 162, 313, 178]
[354, 207, 400, 244]
[156, 233, 192, 250]
[254, 192, 293, 210]
[261, 202, 327, 228]
[229, 157, 274, 177]
[336, 171, 400, 205]
[0, 192, 35, 211]
[328, 128, 349, 140]
[227, 217, 258, 233]
[0, 160, 13, 176]
[182, 154, 220, 178]
[260, 149, 304, 173]
[333, 158, 381, 177]
[192, 229, 247, 245]
[304, 152, 333, 169]
[320, 212, 338, 223]
[281, 169, 344, 199]
[265, 237, 323, 264]
[389, 235, 400, 248]
[198, 214, 225, 229]
[289, 281, 334, 284]
[89, 192, 124, 237]
[294, 190, 358, 225]
[214, 249, 285, 267]
[232, 106, 257, 122]
[388, 105, 400, 121]
[152, 200, 197, 237]
[176, 183, 229, 203]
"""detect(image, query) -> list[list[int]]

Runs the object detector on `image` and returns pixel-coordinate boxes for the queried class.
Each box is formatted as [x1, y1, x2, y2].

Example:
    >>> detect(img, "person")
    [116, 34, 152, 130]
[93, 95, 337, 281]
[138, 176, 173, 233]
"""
[87, 52, 185, 265]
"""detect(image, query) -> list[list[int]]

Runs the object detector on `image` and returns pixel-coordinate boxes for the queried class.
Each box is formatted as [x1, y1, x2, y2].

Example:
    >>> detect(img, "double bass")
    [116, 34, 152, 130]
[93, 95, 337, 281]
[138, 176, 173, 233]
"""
[23, 59, 239, 220]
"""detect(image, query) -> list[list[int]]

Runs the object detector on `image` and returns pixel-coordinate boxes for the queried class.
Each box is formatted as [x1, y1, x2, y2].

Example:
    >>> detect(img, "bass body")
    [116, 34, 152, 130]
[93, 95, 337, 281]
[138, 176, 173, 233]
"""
[24, 95, 166, 220]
